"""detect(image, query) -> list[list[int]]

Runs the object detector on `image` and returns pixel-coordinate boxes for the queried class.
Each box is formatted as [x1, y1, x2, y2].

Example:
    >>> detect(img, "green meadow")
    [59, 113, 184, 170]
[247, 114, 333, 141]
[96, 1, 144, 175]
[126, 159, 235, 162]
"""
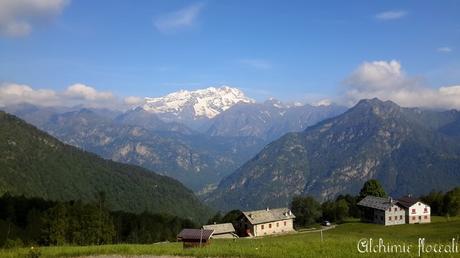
[1, 216, 459, 258]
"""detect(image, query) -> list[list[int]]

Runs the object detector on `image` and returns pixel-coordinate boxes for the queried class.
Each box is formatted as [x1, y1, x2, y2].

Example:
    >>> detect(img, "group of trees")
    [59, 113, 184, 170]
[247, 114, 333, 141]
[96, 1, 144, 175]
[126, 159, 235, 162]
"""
[291, 180, 460, 228]
[291, 179, 388, 227]
[421, 187, 460, 216]
[0, 193, 195, 248]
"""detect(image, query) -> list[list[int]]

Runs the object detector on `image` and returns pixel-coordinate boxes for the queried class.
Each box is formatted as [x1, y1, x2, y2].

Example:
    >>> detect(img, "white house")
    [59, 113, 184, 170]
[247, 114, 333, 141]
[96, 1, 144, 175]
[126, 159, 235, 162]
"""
[397, 196, 431, 224]
[236, 207, 295, 237]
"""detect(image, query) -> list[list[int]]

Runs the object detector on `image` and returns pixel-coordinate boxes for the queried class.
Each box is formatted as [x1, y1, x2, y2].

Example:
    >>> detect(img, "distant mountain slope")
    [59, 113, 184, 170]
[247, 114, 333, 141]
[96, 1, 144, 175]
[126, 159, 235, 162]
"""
[114, 107, 194, 134]
[40, 109, 265, 191]
[206, 99, 346, 141]
[0, 111, 211, 222]
[206, 98, 460, 211]
[2, 92, 347, 193]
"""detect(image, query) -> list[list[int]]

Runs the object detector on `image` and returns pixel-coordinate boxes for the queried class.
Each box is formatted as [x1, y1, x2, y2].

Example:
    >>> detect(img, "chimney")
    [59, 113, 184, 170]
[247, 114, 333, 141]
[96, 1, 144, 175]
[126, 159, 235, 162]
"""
[389, 196, 393, 203]
[266, 207, 270, 211]
[288, 210, 292, 216]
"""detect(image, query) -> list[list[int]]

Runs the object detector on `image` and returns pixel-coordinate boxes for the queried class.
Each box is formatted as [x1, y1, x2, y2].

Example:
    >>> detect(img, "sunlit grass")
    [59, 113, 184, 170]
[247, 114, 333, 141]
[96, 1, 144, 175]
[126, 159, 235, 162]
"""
[1, 216, 459, 258]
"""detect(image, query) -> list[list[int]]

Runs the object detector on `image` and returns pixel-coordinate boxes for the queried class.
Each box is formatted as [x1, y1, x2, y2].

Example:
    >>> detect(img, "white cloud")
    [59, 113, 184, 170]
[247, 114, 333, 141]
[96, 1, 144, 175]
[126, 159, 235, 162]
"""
[375, 10, 407, 21]
[153, 3, 204, 33]
[0, 83, 59, 106]
[123, 96, 144, 106]
[343, 60, 460, 109]
[239, 59, 272, 70]
[437, 47, 452, 53]
[0, 82, 135, 109]
[65, 83, 114, 101]
[0, 0, 69, 37]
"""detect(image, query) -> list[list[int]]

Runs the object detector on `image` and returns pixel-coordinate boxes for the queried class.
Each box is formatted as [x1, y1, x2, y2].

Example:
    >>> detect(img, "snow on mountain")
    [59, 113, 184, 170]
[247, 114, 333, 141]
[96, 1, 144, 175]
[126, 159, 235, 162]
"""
[142, 86, 255, 119]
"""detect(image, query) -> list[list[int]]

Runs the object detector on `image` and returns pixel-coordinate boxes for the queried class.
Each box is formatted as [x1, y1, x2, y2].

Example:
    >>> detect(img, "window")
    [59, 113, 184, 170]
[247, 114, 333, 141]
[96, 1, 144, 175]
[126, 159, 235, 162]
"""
[424, 216, 428, 219]
[269, 224, 272, 229]
[261, 225, 264, 230]
[412, 216, 416, 220]
[389, 207, 392, 212]
[284, 221, 287, 226]
[424, 208, 428, 213]
[389, 217, 392, 221]
[394, 216, 397, 220]
[412, 208, 416, 214]
[276, 222, 279, 227]
[400, 215, 403, 220]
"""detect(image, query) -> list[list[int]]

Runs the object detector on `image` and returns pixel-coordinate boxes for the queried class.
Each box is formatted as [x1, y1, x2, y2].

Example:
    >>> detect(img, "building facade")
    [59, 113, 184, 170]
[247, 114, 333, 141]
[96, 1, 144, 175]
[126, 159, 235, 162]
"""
[237, 208, 295, 237]
[358, 196, 407, 226]
[397, 196, 431, 224]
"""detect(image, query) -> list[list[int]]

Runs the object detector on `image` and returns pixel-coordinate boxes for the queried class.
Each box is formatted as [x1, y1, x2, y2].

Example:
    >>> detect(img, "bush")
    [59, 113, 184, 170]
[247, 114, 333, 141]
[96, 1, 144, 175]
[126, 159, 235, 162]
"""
[3, 238, 24, 249]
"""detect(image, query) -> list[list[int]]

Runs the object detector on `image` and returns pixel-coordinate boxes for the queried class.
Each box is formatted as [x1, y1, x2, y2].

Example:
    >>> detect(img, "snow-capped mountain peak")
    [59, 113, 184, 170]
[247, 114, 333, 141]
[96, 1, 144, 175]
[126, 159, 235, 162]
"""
[142, 86, 255, 119]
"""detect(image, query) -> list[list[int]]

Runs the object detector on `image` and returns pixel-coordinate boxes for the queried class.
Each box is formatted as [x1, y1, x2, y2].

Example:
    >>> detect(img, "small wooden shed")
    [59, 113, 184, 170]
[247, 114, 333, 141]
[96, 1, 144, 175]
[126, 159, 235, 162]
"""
[177, 229, 214, 248]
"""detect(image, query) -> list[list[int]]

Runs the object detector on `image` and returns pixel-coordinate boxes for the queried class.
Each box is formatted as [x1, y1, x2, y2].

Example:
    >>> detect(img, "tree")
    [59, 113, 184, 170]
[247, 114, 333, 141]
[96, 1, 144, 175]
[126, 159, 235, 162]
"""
[207, 212, 223, 224]
[359, 179, 387, 200]
[321, 199, 349, 223]
[443, 187, 460, 216]
[336, 194, 360, 218]
[421, 191, 445, 215]
[221, 210, 242, 225]
[290, 196, 321, 227]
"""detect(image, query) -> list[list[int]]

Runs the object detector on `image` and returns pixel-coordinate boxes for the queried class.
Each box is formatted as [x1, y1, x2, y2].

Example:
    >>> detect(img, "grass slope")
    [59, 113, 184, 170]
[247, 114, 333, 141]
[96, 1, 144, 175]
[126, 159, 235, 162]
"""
[1, 217, 459, 258]
[0, 111, 211, 222]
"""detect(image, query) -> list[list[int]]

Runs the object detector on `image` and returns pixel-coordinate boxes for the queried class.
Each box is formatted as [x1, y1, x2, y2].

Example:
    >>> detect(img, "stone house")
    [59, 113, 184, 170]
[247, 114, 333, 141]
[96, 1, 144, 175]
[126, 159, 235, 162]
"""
[357, 196, 406, 226]
[236, 207, 295, 237]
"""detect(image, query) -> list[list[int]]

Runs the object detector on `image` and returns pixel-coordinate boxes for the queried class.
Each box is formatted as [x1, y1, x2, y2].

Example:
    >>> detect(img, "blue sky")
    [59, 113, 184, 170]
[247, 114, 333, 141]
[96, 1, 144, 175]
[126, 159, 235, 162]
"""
[0, 0, 459, 107]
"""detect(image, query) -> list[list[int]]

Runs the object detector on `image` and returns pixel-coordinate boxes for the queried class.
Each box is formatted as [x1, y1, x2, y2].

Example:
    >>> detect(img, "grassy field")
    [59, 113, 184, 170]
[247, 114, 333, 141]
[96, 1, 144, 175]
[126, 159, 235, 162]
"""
[1, 216, 459, 258]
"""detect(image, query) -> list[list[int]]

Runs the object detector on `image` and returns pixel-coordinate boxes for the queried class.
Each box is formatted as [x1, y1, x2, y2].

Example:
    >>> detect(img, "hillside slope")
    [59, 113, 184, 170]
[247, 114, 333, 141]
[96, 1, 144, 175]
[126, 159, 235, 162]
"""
[0, 111, 211, 221]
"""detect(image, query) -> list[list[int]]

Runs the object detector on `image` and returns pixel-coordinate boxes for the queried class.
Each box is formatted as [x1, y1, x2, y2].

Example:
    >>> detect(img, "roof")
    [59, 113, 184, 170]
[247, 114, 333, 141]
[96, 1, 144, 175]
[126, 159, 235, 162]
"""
[242, 208, 295, 225]
[397, 196, 421, 208]
[357, 196, 401, 211]
[177, 229, 214, 241]
[202, 223, 235, 234]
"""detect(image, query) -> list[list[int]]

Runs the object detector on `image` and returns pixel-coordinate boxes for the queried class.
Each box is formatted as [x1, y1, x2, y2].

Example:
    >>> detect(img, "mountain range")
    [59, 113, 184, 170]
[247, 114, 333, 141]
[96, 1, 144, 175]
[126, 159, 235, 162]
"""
[3, 86, 344, 192]
[205, 98, 460, 211]
[0, 111, 211, 222]
[3, 86, 460, 213]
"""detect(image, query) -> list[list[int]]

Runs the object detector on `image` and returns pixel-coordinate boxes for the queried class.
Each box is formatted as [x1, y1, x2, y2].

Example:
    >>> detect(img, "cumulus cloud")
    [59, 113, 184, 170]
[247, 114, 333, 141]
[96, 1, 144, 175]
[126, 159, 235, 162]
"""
[343, 60, 460, 109]
[0, 0, 69, 37]
[64, 83, 114, 101]
[375, 10, 407, 21]
[0, 82, 142, 110]
[153, 2, 204, 33]
[0, 83, 60, 105]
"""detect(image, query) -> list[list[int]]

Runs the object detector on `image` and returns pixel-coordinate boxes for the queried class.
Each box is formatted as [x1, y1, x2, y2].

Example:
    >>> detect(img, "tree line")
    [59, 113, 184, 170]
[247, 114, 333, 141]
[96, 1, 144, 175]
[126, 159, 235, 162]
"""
[290, 180, 460, 228]
[0, 193, 195, 248]
[207, 180, 460, 230]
